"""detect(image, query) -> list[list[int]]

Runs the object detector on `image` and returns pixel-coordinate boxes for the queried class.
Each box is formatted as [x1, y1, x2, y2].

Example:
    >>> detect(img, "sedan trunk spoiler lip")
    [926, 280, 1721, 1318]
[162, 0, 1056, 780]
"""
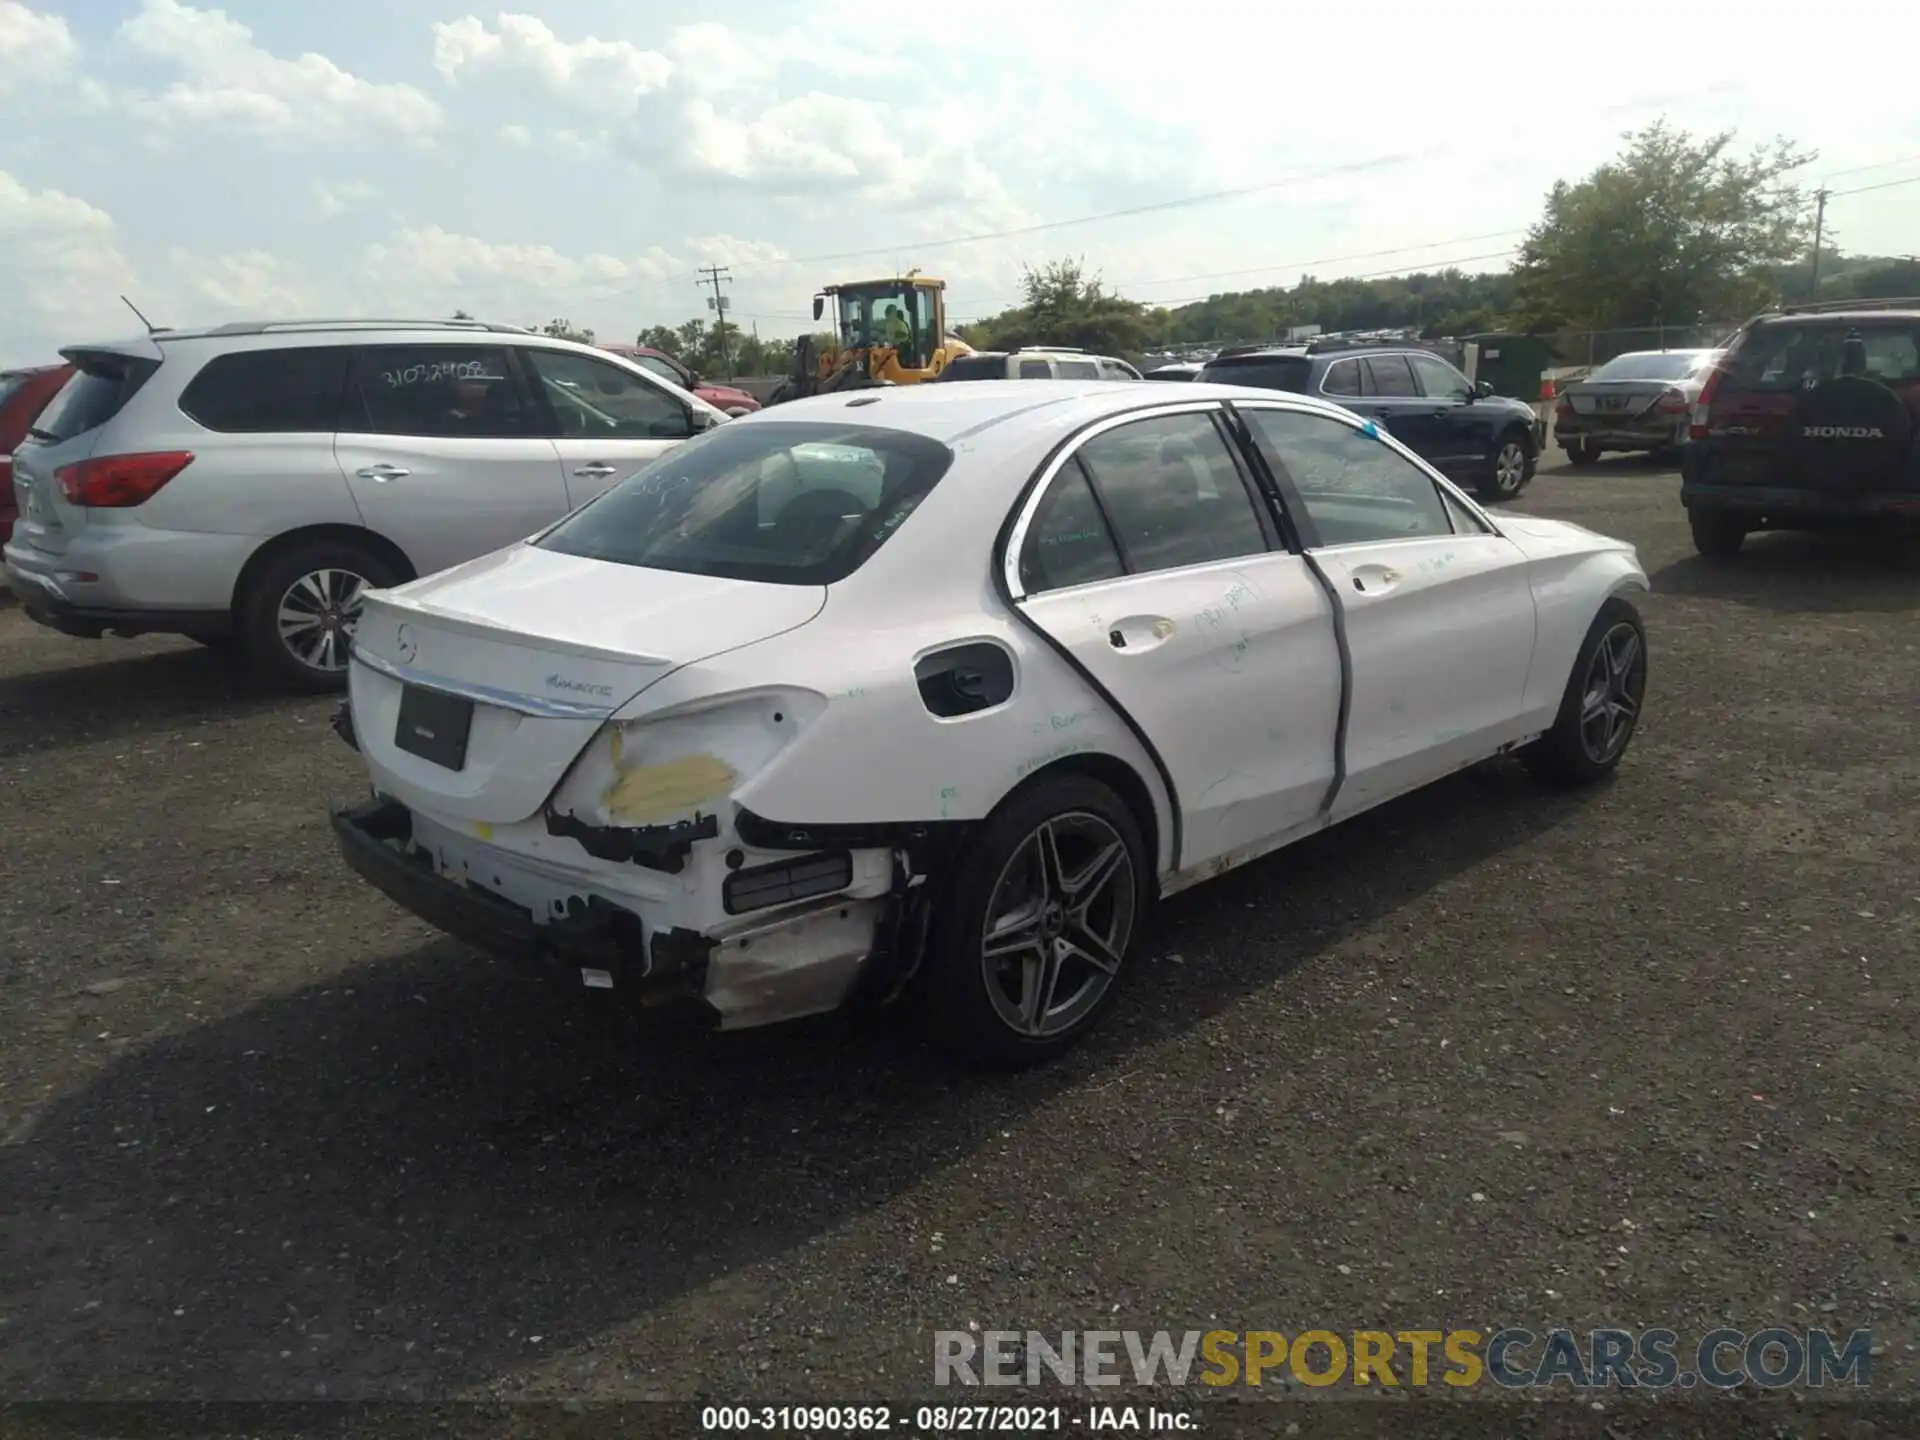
[347, 644, 620, 720]
[358, 589, 674, 668]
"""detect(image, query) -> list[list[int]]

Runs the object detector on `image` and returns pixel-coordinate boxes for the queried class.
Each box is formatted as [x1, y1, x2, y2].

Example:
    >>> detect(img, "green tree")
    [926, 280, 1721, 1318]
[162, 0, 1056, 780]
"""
[970, 258, 1154, 357]
[539, 318, 596, 344]
[1510, 120, 1815, 331]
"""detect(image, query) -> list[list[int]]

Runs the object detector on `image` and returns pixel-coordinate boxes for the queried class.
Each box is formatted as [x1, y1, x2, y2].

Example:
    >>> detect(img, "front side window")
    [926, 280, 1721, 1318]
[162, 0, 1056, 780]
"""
[179, 347, 351, 433]
[631, 353, 689, 387]
[1058, 359, 1100, 379]
[343, 346, 532, 438]
[1242, 407, 1453, 546]
[535, 421, 953, 585]
[1408, 352, 1472, 399]
[1074, 411, 1270, 575]
[1019, 459, 1125, 594]
[937, 355, 1009, 382]
[523, 348, 691, 439]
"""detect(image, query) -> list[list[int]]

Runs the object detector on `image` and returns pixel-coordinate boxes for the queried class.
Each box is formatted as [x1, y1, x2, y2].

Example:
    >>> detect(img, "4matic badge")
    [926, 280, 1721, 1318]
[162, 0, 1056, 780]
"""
[546, 673, 615, 698]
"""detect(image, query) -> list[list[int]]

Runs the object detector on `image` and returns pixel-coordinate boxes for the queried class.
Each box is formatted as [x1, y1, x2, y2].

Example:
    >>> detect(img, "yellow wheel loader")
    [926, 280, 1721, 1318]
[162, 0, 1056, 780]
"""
[769, 272, 974, 403]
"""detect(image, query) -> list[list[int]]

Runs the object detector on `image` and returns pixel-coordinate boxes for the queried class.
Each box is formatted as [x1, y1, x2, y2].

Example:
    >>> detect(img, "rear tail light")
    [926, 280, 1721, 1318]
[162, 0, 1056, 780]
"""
[56, 451, 194, 507]
[1690, 360, 1728, 441]
[1654, 388, 1689, 415]
[1555, 398, 1574, 420]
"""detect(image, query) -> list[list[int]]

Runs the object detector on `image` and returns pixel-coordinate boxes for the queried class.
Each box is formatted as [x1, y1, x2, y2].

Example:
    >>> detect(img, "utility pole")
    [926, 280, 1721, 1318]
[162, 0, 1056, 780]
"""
[1808, 189, 1829, 300]
[697, 264, 733, 378]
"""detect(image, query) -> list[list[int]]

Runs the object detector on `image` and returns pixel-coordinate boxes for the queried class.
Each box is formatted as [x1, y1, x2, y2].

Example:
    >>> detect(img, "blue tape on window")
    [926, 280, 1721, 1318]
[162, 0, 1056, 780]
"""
[1362, 419, 1382, 438]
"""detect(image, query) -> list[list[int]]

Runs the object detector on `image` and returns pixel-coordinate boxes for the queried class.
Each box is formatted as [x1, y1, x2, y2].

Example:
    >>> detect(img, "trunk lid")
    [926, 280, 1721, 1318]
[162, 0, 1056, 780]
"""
[1564, 380, 1672, 418]
[349, 543, 826, 824]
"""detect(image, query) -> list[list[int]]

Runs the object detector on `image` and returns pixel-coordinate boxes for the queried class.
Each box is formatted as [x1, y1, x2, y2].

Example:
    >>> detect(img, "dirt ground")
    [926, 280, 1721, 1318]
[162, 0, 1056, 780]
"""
[1, 456, 1916, 1411]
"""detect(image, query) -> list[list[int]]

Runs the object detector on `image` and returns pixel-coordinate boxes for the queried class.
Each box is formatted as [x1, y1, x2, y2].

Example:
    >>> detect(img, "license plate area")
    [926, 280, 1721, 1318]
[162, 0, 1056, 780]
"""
[1597, 395, 1631, 411]
[394, 684, 475, 771]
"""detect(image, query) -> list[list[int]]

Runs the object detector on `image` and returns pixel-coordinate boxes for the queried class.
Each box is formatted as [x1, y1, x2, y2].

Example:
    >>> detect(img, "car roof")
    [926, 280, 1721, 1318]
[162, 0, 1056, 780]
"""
[734, 378, 1355, 446]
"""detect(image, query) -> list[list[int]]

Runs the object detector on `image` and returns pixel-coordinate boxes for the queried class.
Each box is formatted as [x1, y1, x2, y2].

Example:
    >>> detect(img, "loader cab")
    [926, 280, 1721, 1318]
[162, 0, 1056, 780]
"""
[812, 277, 950, 379]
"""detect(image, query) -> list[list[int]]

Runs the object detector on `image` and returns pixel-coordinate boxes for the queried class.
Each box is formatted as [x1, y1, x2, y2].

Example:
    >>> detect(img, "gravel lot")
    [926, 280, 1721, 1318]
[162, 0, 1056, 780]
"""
[2, 456, 1916, 1412]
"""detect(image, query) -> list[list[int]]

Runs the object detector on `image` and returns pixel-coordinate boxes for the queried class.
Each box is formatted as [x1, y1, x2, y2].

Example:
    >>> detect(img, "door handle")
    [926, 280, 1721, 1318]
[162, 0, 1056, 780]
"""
[1108, 629, 1127, 649]
[1350, 566, 1401, 594]
[572, 462, 619, 478]
[355, 464, 409, 482]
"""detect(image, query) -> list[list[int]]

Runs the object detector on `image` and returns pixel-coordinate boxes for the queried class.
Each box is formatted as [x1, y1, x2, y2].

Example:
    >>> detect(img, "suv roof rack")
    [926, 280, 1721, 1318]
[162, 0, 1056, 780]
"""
[1210, 343, 1298, 360]
[190, 318, 534, 338]
[1769, 296, 1920, 317]
[1013, 344, 1084, 353]
[1303, 336, 1426, 354]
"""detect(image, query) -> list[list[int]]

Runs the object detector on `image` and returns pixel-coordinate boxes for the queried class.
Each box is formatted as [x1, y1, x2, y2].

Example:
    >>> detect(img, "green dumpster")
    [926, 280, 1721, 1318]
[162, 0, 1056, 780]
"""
[1461, 332, 1557, 401]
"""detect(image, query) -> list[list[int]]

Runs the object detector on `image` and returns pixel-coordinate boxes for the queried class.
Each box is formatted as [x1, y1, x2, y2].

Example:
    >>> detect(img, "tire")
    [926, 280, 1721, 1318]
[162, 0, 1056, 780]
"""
[1688, 507, 1747, 558]
[1523, 597, 1648, 787]
[915, 774, 1149, 1067]
[238, 539, 403, 694]
[1565, 440, 1600, 466]
[1477, 428, 1536, 502]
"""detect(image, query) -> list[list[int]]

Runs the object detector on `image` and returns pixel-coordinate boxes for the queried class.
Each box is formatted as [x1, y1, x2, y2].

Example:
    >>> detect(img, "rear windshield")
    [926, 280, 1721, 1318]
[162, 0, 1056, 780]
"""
[535, 421, 956, 586]
[936, 355, 1007, 381]
[30, 353, 158, 445]
[1589, 351, 1711, 382]
[1724, 323, 1920, 393]
[1196, 356, 1313, 393]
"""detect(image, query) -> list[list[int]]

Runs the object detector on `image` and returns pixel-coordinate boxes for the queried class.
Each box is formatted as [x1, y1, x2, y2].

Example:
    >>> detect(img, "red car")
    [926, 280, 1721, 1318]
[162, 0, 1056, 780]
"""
[1, 363, 75, 547]
[601, 344, 761, 416]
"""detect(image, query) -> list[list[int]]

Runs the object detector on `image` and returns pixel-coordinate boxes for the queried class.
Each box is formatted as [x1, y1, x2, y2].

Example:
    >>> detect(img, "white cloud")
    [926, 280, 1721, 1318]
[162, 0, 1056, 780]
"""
[0, 170, 137, 359]
[168, 246, 315, 316]
[432, 12, 673, 111]
[498, 122, 531, 146]
[0, 0, 77, 89]
[312, 179, 377, 218]
[116, 0, 443, 143]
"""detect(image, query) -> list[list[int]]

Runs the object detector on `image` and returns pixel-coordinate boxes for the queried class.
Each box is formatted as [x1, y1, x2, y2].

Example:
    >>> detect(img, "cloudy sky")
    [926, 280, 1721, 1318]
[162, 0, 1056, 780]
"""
[2, 0, 1916, 365]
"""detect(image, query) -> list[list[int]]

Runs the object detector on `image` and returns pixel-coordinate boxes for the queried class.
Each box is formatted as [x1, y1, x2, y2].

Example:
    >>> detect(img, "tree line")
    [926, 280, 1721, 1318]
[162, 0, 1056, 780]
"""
[481, 122, 1912, 374]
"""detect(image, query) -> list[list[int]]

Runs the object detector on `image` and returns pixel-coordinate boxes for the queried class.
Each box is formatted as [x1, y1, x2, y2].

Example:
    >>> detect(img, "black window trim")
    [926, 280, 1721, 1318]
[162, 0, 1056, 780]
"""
[1224, 398, 1506, 550]
[517, 343, 696, 442]
[176, 343, 355, 434]
[1317, 357, 1362, 399]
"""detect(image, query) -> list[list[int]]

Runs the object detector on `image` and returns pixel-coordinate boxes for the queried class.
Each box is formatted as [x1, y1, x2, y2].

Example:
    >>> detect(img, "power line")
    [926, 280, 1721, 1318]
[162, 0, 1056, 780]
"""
[1830, 173, 1920, 199]
[1823, 152, 1920, 182]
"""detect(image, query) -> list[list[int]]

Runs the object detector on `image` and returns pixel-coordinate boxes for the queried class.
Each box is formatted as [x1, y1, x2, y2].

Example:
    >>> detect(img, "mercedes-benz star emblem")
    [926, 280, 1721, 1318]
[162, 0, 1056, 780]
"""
[395, 623, 417, 665]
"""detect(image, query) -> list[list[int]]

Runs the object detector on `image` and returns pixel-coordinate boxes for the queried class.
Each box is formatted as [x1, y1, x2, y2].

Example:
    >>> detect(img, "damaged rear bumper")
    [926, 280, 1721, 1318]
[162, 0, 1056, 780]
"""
[330, 796, 891, 1028]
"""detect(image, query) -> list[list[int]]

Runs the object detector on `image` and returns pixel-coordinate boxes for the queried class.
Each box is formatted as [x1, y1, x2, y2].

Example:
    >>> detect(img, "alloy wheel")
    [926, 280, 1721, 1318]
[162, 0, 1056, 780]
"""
[979, 812, 1136, 1038]
[276, 567, 370, 673]
[1494, 441, 1528, 494]
[1579, 622, 1645, 764]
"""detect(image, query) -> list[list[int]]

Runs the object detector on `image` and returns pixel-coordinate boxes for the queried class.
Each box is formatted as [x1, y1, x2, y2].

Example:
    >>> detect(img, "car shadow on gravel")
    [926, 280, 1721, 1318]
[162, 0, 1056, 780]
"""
[0, 761, 1594, 1400]
[1649, 532, 1920, 615]
[0, 643, 300, 760]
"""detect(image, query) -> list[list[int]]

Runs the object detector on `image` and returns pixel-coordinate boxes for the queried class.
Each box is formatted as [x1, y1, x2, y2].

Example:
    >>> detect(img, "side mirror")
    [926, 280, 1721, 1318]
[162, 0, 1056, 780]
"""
[685, 372, 701, 388]
[812, 296, 825, 321]
[1474, 379, 1495, 399]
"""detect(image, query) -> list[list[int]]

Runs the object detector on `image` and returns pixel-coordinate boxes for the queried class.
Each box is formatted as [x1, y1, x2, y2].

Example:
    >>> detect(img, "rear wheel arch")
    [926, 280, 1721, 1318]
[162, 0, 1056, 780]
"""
[229, 524, 416, 617]
[992, 751, 1167, 884]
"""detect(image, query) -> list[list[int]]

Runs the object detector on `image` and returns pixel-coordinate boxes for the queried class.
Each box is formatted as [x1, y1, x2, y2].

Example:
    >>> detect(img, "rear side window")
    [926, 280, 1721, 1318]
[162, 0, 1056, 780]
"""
[1058, 359, 1100, 379]
[178, 347, 350, 432]
[1074, 412, 1270, 574]
[1019, 459, 1125, 593]
[30, 353, 158, 445]
[535, 421, 954, 586]
[1321, 359, 1360, 396]
[342, 345, 534, 438]
[1198, 356, 1312, 392]
[1018, 359, 1052, 379]
[1362, 355, 1417, 397]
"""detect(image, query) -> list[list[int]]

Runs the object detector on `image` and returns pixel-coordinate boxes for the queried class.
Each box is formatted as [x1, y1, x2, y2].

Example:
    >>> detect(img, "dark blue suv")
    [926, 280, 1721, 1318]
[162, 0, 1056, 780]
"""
[1197, 341, 1546, 501]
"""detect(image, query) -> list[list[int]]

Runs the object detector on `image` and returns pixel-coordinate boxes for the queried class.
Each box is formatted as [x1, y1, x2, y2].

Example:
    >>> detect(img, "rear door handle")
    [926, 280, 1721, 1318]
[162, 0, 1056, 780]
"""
[1350, 565, 1401, 595]
[573, 462, 619, 478]
[355, 464, 409, 482]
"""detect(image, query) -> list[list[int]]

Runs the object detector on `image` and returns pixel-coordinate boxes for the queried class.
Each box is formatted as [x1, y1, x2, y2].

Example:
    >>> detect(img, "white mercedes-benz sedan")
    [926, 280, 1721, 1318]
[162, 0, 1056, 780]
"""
[331, 380, 1649, 1064]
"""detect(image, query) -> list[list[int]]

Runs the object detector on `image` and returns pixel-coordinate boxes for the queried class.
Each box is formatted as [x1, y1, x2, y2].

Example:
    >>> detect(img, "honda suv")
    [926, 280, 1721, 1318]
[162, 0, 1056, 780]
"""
[4, 319, 727, 690]
[1682, 299, 1920, 555]
[1197, 340, 1545, 502]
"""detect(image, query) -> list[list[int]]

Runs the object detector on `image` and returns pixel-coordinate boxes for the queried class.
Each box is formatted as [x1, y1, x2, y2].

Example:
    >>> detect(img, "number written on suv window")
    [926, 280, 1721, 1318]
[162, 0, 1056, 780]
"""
[343, 346, 531, 438]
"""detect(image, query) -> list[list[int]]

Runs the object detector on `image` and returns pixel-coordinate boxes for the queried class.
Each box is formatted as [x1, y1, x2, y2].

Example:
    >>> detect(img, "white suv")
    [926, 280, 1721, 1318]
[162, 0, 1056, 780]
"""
[935, 346, 1143, 382]
[4, 318, 728, 691]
